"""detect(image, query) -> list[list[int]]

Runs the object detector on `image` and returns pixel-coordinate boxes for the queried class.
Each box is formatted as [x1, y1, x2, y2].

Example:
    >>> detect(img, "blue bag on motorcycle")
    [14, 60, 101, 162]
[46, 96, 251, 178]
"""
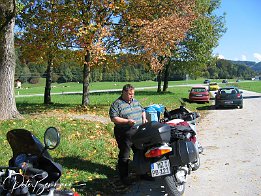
[145, 106, 158, 122]
[145, 104, 165, 122]
[132, 122, 171, 149]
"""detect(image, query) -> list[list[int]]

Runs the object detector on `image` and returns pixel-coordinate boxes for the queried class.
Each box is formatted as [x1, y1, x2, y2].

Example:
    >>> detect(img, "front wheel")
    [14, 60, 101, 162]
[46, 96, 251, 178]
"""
[163, 175, 185, 196]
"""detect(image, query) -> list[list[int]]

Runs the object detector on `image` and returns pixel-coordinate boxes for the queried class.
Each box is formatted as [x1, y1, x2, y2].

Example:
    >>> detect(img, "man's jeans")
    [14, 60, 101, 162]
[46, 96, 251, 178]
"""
[114, 126, 138, 178]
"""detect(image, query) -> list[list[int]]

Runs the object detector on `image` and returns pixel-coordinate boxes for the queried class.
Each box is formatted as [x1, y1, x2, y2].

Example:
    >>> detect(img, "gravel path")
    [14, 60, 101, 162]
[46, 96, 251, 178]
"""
[185, 90, 261, 196]
[124, 90, 261, 196]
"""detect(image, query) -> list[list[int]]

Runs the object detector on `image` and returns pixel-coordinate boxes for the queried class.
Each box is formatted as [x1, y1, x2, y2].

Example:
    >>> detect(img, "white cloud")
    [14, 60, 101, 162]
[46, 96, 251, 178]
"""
[241, 55, 247, 61]
[253, 53, 261, 61]
[217, 54, 225, 59]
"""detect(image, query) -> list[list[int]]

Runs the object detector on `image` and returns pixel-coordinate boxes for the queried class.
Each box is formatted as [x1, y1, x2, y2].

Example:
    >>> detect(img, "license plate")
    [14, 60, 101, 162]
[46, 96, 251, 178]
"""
[195, 94, 203, 97]
[151, 160, 171, 177]
[225, 101, 233, 104]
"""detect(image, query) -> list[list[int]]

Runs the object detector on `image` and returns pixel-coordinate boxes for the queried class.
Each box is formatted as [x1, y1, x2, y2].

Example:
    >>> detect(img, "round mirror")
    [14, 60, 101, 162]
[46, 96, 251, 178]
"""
[44, 127, 60, 150]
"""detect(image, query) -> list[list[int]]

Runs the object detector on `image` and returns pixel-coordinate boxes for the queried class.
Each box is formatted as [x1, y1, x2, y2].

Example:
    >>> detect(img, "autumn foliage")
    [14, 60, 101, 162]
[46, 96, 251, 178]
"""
[118, 0, 197, 72]
[15, 0, 197, 106]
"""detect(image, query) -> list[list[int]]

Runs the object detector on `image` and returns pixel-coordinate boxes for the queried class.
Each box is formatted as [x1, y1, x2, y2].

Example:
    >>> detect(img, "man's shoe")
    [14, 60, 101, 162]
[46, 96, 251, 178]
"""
[139, 174, 155, 181]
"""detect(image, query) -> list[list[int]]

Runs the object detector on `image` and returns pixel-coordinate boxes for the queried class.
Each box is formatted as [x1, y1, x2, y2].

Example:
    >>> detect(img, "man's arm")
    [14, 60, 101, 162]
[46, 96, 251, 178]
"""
[142, 111, 147, 124]
[111, 116, 136, 126]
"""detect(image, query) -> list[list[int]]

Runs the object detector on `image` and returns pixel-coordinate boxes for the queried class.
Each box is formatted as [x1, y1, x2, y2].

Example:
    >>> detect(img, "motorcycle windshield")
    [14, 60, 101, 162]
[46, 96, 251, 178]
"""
[7, 129, 44, 157]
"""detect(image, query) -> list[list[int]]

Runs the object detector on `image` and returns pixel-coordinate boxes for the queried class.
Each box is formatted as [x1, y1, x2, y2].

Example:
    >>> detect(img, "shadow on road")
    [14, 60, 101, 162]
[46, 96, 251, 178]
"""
[196, 105, 214, 111]
[243, 95, 261, 99]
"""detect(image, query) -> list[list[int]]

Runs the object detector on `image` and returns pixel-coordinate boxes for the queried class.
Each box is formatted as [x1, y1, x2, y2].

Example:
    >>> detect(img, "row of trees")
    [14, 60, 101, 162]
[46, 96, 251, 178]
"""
[1, 0, 226, 120]
[206, 59, 256, 79]
[16, 54, 256, 84]
[15, 50, 156, 83]
[15, 61, 155, 83]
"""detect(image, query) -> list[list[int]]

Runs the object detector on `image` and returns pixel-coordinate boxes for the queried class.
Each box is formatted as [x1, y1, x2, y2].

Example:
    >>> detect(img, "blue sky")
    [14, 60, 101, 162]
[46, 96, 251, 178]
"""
[213, 0, 261, 63]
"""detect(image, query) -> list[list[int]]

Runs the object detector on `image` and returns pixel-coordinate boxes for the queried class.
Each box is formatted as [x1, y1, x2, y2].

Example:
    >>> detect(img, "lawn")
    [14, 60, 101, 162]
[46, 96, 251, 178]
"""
[14, 78, 207, 96]
[230, 80, 261, 93]
[1, 79, 260, 195]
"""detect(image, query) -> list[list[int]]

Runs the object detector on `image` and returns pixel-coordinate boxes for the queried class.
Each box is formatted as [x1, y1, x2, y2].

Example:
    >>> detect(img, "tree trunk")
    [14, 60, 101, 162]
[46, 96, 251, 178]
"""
[0, 1, 21, 120]
[44, 55, 53, 104]
[157, 70, 162, 92]
[163, 62, 170, 92]
[82, 50, 91, 106]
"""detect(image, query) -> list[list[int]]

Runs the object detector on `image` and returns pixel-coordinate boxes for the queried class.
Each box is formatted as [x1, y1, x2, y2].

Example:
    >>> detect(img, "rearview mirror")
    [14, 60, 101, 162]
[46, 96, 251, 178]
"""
[44, 127, 60, 150]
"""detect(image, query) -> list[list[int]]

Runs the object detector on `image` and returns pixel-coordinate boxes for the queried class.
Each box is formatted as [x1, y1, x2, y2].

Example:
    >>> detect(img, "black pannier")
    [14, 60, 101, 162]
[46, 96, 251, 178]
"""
[169, 140, 197, 166]
[132, 122, 171, 149]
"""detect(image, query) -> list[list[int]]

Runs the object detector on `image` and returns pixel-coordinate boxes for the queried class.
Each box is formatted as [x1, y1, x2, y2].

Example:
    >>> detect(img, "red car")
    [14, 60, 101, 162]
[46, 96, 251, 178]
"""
[189, 86, 210, 103]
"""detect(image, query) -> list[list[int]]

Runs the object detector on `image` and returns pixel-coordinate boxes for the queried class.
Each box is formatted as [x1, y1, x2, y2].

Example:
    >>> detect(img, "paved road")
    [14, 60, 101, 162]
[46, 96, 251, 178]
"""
[124, 90, 261, 196]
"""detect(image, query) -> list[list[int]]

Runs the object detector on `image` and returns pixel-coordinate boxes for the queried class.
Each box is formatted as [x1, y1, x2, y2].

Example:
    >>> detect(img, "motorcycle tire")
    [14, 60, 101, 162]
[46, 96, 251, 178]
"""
[163, 175, 185, 196]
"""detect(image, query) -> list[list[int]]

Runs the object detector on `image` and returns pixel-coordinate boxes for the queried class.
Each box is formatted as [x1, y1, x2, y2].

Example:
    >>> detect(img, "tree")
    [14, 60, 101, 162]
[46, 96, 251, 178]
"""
[116, 0, 197, 92]
[162, 0, 226, 91]
[213, 59, 256, 79]
[0, 0, 21, 120]
[16, 0, 69, 104]
[16, 0, 197, 106]
[57, 0, 127, 106]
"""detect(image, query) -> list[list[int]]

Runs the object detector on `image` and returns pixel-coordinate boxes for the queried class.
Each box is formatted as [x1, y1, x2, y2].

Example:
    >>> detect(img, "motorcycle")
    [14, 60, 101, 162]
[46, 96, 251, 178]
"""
[131, 106, 201, 196]
[0, 127, 79, 196]
[163, 105, 203, 171]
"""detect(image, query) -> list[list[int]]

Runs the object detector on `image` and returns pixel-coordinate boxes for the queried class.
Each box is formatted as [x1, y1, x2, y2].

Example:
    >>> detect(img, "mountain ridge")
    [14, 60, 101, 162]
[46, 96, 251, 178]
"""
[229, 60, 261, 72]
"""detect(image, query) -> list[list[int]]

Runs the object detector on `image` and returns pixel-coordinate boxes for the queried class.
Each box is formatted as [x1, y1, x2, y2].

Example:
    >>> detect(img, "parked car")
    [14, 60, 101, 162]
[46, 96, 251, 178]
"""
[189, 86, 210, 103]
[209, 82, 219, 91]
[204, 79, 211, 84]
[215, 87, 243, 109]
[222, 79, 228, 83]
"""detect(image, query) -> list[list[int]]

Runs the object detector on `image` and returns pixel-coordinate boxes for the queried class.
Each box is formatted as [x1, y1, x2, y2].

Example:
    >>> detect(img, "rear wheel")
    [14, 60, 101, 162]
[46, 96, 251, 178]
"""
[163, 174, 185, 196]
[239, 104, 243, 109]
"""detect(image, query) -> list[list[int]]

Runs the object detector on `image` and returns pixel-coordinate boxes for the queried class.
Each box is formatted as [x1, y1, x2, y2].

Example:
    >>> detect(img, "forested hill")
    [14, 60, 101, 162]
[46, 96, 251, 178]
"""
[230, 60, 261, 72]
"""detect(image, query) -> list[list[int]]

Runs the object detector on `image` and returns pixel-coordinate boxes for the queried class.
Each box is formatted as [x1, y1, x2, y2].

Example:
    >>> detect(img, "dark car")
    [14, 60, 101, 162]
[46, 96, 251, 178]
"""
[189, 86, 210, 103]
[215, 87, 243, 109]
[204, 79, 211, 84]
[222, 79, 228, 83]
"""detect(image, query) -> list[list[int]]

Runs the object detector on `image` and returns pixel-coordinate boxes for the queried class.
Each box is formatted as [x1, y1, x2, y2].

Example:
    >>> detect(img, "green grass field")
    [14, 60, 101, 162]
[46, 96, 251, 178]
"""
[15, 78, 261, 96]
[1, 79, 260, 195]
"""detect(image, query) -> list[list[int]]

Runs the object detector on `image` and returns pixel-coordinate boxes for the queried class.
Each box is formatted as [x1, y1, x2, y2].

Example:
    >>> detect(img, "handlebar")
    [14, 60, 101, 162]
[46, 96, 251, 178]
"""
[159, 118, 169, 123]
[0, 166, 19, 170]
[21, 162, 48, 179]
[25, 167, 48, 178]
